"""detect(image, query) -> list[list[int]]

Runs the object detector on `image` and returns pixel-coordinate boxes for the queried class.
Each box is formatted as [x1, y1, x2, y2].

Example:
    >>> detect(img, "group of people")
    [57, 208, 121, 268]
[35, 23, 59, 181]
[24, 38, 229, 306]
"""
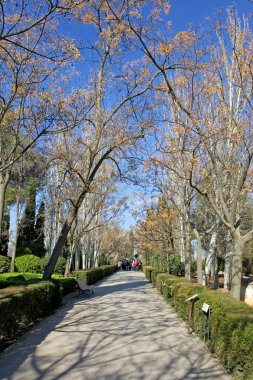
[117, 258, 142, 271]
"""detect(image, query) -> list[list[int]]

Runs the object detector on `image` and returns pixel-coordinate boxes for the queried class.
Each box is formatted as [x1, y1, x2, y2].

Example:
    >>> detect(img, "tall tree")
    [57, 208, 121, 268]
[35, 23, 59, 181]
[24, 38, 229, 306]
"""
[0, 0, 83, 249]
[42, 0, 159, 279]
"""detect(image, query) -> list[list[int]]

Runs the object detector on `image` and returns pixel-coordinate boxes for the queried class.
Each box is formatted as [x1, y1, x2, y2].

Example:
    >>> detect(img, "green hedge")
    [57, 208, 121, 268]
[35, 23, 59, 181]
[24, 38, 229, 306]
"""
[14, 255, 67, 275]
[0, 281, 61, 343]
[50, 275, 77, 296]
[0, 273, 26, 289]
[0, 272, 76, 296]
[142, 265, 156, 281]
[15, 255, 41, 273]
[72, 265, 117, 285]
[144, 269, 253, 379]
[0, 273, 25, 281]
[40, 257, 67, 275]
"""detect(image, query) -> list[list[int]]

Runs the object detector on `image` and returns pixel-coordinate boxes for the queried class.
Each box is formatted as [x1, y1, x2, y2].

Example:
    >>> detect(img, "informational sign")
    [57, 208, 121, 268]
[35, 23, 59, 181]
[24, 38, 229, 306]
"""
[202, 303, 210, 313]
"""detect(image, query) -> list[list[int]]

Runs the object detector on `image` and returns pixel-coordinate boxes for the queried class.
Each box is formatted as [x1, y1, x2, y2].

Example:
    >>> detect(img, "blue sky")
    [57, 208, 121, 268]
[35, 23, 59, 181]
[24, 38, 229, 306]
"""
[117, 0, 253, 230]
[9, 1, 252, 238]
[169, 0, 252, 30]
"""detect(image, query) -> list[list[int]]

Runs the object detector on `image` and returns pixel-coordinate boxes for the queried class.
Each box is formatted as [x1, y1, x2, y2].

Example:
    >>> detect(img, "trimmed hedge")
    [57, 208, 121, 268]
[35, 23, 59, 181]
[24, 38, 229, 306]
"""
[14, 255, 67, 275]
[15, 255, 41, 273]
[142, 266, 156, 282]
[72, 265, 117, 285]
[0, 281, 61, 343]
[50, 275, 77, 296]
[143, 268, 253, 379]
[0, 273, 26, 289]
[0, 273, 25, 281]
[0, 272, 76, 296]
[40, 257, 67, 275]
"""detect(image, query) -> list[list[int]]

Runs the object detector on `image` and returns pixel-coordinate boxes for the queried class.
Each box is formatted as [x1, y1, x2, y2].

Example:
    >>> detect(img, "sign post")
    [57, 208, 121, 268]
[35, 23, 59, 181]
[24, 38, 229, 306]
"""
[202, 303, 211, 341]
[185, 294, 199, 334]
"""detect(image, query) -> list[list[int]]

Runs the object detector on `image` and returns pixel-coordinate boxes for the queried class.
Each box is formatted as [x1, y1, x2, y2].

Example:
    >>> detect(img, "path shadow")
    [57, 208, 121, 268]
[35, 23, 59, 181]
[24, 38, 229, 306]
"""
[0, 272, 230, 380]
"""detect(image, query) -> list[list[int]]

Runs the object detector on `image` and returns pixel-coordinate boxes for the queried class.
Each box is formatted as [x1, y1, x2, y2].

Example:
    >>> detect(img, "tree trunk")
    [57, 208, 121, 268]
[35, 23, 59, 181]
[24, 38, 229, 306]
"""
[11, 194, 20, 272]
[184, 221, 191, 280]
[42, 209, 77, 280]
[203, 230, 217, 286]
[75, 246, 80, 270]
[193, 228, 202, 284]
[230, 230, 243, 299]
[64, 253, 71, 277]
[0, 172, 10, 250]
[179, 215, 185, 262]
[224, 233, 233, 289]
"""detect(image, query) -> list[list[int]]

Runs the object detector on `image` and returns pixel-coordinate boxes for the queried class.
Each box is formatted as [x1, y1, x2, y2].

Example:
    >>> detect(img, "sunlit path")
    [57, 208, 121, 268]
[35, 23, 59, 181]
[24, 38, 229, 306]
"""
[0, 271, 230, 380]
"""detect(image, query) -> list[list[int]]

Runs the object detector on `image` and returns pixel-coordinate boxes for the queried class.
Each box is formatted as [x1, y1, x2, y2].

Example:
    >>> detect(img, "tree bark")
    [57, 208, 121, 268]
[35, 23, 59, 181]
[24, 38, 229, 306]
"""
[203, 230, 217, 286]
[230, 229, 243, 299]
[64, 253, 71, 277]
[42, 208, 77, 280]
[184, 221, 191, 280]
[0, 172, 10, 250]
[11, 193, 20, 272]
[192, 228, 202, 284]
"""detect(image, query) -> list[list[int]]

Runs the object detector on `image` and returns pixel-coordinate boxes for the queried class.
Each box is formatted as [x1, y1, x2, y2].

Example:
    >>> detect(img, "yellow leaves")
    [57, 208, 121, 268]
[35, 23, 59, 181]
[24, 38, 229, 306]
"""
[140, 67, 150, 77]
[10, 13, 20, 22]
[129, 10, 141, 19]
[164, 3, 171, 14]
[174, 31, 196, 47]
[174, 75, 186, 88]
[157, 42, 174, 55]
[82, 12, 97, 25]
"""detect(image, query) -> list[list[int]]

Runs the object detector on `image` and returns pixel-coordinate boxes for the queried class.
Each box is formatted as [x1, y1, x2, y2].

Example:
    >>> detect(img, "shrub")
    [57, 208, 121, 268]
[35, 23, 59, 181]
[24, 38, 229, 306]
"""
[0, 273, 26, 289]
[170, 254, 185, 276]
[0, 281, 62, 342]
[51, 275, 77, 296]
[30, 243, 46, 258]
[21, 272, 42, 281]
[40, 256, 67, 275]
[15, 255, 41, 273]
[16, 247, 33, 257]
[142, 266, 155, 281]
[148, 271, 253, 379]
[0, 255, 11, 273]
[73, 265, 117, 285]
[16, 245, 45, 258]
[54, 257, 67, 275]
[150, 269, 165, 289]
[0, 273, 25, 281]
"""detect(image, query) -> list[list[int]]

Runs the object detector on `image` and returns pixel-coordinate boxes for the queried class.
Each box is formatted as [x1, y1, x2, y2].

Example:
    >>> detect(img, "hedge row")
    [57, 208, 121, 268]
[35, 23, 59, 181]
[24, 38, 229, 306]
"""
[0, 272, 77, 296]
[72, 265, 118, 285]
[0, 281, 61, 344]
[15, 255, 66, 274]
[143, 266, 253, 380]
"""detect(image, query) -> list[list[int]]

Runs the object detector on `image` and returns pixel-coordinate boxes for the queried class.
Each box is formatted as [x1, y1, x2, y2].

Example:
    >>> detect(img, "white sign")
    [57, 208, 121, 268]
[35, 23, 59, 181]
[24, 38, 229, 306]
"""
[202, 303, 210, 313]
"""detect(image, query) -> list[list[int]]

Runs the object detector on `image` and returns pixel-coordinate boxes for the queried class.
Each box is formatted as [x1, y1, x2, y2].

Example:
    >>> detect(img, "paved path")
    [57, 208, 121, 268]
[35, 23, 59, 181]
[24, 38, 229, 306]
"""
[0, 271, 230, 380]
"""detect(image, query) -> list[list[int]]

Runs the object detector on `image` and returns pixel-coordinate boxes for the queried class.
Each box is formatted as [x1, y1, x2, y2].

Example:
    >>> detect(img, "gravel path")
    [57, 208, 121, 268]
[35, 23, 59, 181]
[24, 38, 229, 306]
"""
[0, 271, 230, 380]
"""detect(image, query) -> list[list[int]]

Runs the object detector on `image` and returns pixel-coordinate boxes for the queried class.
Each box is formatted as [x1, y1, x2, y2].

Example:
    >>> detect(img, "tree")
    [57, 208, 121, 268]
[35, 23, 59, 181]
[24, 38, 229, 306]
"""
[130, 6, 253, 298]
[154, 10, 253, 298]
[135, 197, 177, 272]
[99, 224, 133, 264]
[18, 184, 36, 249]
[42, 0, 160, 279]
[0, 0, 83, 249]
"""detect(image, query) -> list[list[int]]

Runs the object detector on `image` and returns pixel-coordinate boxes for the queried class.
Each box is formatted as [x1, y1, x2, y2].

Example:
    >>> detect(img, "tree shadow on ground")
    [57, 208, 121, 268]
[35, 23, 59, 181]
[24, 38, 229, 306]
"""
[0, 272, 230, 380]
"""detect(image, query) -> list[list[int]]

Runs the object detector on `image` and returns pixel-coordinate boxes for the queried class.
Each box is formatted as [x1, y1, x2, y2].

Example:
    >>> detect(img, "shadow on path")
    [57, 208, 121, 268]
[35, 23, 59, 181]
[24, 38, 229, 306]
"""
[0, 271, 230, 380]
